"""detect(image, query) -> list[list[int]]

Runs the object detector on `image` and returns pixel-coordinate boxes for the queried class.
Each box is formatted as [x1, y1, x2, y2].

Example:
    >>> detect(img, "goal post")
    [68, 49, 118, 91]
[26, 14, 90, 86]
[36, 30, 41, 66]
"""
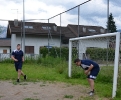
[68, 32, 120, 98]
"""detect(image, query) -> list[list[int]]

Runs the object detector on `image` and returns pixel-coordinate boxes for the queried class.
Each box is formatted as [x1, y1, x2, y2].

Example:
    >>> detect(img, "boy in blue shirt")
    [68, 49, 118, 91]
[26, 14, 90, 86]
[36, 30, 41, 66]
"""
[11, 44, 27, 82]
[74, 58, 100, 96]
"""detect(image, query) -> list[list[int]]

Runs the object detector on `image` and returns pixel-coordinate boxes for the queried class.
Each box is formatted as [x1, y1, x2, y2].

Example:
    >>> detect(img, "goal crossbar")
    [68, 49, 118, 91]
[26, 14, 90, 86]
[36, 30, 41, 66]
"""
[69, 32, 118, 41]
[68, 32, 120, 98]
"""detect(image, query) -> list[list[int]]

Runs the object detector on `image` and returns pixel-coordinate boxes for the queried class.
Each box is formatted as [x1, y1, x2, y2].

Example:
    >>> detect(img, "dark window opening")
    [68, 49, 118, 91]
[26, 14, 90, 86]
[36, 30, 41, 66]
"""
[62, 39, 69, 44]
[3, 50, 7, 54]
[25, 46, 34, 54]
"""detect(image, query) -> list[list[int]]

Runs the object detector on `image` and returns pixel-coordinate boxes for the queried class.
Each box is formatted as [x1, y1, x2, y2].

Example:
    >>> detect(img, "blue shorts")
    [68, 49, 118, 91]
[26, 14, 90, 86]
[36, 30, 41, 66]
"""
[87, 65, 100, 80]
[15, 62, 22, 71]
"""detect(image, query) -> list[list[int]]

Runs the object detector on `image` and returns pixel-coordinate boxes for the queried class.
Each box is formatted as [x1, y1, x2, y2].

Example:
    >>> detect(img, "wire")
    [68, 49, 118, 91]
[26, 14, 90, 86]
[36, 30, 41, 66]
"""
[48, 0, 91, 20]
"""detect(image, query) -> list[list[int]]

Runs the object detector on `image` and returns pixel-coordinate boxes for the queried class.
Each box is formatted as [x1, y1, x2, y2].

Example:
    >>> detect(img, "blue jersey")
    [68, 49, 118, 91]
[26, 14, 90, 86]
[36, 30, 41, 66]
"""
[12, 50, 23, 63]
[80, 59, 99, 70]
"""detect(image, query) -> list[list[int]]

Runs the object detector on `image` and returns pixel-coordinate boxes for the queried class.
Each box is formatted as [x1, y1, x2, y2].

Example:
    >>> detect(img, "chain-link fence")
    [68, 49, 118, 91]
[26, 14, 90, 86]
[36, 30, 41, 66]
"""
[71, 36, 117, 64]
[0, 53, 42, 62]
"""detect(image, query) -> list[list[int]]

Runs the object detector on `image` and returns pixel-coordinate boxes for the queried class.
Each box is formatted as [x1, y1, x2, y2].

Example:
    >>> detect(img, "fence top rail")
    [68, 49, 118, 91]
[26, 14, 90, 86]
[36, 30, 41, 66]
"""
[48, 0, 91, 20]
[69, 32, 120, 41]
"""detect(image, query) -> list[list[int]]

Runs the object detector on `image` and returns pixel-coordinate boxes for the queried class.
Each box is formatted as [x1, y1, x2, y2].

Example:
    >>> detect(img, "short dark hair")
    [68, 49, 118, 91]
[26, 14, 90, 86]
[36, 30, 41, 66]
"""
[17, 44, 20, 46]
[74, 58, 80, 63]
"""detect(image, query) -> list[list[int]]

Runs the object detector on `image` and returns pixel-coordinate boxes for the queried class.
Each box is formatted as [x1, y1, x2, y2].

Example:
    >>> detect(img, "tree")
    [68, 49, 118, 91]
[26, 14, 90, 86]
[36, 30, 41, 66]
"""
[107, 13, 117, 33]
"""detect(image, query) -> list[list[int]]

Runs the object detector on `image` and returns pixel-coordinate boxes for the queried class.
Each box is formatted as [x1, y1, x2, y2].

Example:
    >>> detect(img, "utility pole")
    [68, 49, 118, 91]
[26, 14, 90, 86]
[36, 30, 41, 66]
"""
[23, 0, 25, 54]
[48, 19, 50, 54]
[106, 0, 109, 66]
[107, 0, 109, 33]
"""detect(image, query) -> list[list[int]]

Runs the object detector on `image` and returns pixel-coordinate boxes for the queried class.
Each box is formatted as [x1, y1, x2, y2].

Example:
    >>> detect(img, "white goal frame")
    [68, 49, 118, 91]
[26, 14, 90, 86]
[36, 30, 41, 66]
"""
[68, 32, 120, 98]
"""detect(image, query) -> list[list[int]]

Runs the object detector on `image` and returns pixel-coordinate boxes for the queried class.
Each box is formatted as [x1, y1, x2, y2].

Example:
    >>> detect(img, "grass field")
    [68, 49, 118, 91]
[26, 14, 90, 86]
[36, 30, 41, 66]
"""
[0, 57, 121, 100]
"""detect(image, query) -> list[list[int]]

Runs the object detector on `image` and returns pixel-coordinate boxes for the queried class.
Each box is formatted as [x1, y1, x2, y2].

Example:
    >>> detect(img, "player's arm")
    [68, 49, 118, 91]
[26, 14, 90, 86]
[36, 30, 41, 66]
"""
[22, 56, 24, 62]
[85, 64, 94, 75]
[11, 55, 18, 61]
[11, 51, 18, 61]
[22, 51, 24, 62]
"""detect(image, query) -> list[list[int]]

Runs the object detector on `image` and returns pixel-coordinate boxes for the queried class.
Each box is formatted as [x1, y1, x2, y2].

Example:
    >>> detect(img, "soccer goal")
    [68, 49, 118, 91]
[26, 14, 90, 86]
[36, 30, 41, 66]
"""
[68, 32, 120, 98]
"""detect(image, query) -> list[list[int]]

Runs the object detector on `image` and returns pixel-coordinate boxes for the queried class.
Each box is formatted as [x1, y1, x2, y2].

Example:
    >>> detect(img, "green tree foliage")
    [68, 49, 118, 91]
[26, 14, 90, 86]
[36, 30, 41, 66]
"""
[107, 13, 117, 33]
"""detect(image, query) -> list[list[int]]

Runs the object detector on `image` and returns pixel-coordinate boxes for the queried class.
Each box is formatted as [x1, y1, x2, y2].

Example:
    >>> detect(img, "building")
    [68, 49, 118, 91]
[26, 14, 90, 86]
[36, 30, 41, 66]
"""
[0, 39, 11, 60]
[6, 20, 107, 56]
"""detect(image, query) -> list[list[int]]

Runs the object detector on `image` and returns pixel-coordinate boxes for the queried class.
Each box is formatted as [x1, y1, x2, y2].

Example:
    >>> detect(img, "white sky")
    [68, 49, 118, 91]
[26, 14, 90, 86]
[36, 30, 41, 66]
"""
[0, 0, 121, 29]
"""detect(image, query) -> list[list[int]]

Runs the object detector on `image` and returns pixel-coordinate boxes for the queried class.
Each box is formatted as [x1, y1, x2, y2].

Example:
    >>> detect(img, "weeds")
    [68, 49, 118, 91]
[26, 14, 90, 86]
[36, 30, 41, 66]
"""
[24, 98, 39, 100]
[0, 96, 4, 98]
[0, 56, 121, 99]
[64, 95, 73, 99]
[40, 84, 46, 87]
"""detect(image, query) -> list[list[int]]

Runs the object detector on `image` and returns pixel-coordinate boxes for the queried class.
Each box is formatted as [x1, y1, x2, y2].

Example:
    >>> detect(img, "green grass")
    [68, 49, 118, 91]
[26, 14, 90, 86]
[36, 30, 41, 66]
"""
[0, 57, 121, 100]
[64, 95, 74, 99]
[0, 96, 4, 98]
[24, 98, 39, 100]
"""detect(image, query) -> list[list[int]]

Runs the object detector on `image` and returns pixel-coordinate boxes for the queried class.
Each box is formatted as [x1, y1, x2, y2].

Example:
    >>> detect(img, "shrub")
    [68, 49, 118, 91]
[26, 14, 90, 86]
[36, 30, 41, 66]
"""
[86, 48, 115, 61]
[0, 58, 13, 63]
[40, 47, 77, 60]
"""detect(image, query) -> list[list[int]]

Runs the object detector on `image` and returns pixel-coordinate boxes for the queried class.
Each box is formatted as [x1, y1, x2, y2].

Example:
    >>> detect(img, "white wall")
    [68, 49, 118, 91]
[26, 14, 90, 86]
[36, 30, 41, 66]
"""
[0, 47, 11, 59]
[0, 47, 10, 53]
[15, 35, 61, 54]
[11, 34, 16, 52]
[79, 38, 107, 59]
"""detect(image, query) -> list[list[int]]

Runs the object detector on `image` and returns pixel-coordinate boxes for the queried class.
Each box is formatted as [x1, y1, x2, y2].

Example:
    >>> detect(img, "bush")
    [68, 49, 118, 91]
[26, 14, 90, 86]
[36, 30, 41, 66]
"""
[86, 48, 115, 61]
[0, 58, 13, 63]
[40, 56, 61, 67]
[40, 47, 48, 58]
[40, 47, 77, 60]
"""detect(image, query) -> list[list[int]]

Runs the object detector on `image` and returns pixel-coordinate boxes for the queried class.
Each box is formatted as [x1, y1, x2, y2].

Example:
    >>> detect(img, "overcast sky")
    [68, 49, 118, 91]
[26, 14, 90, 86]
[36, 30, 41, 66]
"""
[0, 0, 121, 29]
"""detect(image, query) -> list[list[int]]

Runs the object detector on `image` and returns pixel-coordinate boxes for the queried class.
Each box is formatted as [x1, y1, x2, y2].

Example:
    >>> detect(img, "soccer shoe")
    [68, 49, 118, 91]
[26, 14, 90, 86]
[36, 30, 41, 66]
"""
[88, 91, 94, 96]
[24, 75, 27, 80]
[17, 79, 19, 82]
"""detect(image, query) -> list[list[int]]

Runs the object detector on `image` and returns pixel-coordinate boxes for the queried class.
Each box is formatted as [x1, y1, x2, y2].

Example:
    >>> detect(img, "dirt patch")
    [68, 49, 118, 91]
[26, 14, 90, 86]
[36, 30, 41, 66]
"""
[0, 81, 108, 100]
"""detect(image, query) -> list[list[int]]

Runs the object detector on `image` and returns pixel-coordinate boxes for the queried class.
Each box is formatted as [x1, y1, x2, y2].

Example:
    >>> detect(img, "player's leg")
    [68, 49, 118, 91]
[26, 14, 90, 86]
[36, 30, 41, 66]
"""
[87, 67, 100, 96]
[17, 71, 26, 82]
[87, 78, 95, 92]
[16, 63, 23, 82]
[17, 69, 21, 80]
[19, 63, 27, 80]
[21, 71, 27, 80]
[15, 63, 18, 72]
[21, 71, 24, 76]
[15, 63, 20, 82]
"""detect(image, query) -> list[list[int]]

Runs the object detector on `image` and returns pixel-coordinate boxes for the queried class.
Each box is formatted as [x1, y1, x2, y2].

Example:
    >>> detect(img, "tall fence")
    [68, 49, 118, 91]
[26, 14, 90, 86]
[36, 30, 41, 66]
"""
[0, 53, 42, 62]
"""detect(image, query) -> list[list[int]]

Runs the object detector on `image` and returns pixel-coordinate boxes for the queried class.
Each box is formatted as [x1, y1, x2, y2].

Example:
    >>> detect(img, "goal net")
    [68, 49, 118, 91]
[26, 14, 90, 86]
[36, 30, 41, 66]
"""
[68, 32, 120, 98]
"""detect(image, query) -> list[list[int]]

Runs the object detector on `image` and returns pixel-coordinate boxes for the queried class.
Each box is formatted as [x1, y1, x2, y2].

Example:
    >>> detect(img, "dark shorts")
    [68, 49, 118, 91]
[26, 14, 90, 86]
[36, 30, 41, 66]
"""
[15, 62, 22, 71]
[87, 65, 100, 80]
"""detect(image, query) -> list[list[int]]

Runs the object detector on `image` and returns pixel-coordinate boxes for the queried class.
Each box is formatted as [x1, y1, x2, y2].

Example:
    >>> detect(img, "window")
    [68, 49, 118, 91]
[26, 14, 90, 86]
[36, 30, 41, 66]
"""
[14, 19, 18, 27]
[53, 26, 57, 31]
[24, 26, 33, 29]
[28, 26, 33, 29]
[88, 29, 96, 32]
[42, 26, 51, 30]
[62, 39, 69, 44]
[100, 29, 105, 33]
[25, 46, 34, 54]
[3, 50, 7, 54]
[83, 27, 86, 32]
[24, 26, 28, 28]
